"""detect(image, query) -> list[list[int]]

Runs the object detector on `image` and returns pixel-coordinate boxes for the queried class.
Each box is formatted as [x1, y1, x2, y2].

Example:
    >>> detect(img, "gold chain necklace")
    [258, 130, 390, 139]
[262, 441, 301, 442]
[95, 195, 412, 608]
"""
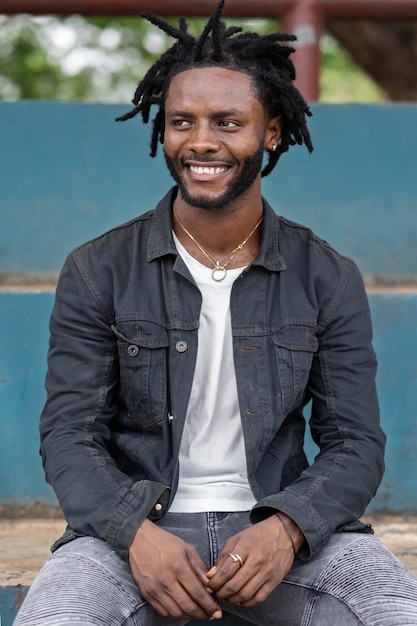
[173, 210, 263, 282]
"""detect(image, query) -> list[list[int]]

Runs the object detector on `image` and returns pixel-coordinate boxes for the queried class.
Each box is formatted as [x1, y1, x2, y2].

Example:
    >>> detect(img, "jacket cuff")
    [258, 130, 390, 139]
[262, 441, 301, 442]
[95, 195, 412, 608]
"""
[250, 492, 331, 560]
[106, 480, 170, 561]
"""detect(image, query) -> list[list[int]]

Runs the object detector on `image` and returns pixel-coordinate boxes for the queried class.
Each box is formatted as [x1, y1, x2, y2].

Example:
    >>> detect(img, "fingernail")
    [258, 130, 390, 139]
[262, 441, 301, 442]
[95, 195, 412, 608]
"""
[210, 610, 223, 620]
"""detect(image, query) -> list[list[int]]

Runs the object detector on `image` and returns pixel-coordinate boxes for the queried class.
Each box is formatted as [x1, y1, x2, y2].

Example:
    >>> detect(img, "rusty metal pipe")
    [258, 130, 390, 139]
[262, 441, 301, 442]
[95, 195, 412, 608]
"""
[281, 0, 323, 101]
[1, 0, 417, 19]
[321, 0, 417, 19]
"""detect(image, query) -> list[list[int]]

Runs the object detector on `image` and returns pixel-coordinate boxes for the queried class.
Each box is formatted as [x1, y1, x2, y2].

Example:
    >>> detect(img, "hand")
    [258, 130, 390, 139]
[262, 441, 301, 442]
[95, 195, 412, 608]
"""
[207, 513, 304, 608]
[128, 519, 223, 621]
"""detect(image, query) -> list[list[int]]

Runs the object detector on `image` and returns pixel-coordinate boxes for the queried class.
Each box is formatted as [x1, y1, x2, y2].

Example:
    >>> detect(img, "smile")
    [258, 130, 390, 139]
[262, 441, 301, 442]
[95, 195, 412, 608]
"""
[189, 165, 229, 175]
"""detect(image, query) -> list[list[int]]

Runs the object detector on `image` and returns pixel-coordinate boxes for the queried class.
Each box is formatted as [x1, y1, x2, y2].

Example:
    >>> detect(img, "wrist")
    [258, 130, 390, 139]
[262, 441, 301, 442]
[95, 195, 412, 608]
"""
[275, 512, 305, 556]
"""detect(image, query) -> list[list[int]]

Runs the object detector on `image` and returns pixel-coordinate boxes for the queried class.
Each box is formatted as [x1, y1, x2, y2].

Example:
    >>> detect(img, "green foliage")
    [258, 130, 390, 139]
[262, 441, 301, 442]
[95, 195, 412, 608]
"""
[0, 14, 384, 103]
[320, 34, 385, 103]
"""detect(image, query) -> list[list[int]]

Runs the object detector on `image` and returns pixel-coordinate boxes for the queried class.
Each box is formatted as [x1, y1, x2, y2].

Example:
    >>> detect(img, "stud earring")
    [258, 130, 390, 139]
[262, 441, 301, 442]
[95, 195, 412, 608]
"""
[271, 144, 277, 152]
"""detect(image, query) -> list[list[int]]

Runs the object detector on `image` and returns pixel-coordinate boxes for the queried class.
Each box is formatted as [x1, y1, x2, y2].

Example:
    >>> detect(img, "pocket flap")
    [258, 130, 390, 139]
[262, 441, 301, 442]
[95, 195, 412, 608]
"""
[273, 325, 318, 352]
[112, 321, 169, 349]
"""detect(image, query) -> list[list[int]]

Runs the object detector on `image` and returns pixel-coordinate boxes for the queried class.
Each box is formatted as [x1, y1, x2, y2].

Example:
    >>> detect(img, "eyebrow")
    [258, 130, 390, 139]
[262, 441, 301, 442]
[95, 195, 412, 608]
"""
[166, 108, 246, 118]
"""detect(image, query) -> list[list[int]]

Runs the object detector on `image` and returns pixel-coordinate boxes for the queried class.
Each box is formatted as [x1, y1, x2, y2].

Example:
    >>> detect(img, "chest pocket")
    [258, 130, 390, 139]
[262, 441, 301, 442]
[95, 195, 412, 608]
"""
[112, 321, 169, 428]
[273, 324, 318, 415]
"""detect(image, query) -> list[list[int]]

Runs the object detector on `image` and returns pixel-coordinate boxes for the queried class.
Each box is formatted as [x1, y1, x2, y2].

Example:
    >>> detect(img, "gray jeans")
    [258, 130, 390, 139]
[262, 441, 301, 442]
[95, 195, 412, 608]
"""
[14, 512, 417, 625]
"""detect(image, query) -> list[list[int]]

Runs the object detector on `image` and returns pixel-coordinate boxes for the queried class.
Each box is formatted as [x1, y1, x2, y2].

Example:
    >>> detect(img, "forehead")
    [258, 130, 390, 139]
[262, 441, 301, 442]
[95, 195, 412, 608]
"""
[165, 66, 263, 114]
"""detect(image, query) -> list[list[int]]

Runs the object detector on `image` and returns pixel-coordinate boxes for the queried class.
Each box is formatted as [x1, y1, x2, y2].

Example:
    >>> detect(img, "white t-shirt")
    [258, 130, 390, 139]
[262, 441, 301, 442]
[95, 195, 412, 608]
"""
[169, 233, 257, 513]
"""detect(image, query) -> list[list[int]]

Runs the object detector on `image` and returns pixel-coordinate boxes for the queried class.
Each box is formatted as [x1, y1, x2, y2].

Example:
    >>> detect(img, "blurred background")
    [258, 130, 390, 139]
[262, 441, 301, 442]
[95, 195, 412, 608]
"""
[1, 12, 410, 104]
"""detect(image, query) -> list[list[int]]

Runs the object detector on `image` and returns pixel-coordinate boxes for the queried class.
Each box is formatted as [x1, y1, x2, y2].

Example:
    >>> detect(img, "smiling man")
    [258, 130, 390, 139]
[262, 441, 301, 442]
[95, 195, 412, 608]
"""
[163, 67, 275, 212]
[14, 2, 417, 625]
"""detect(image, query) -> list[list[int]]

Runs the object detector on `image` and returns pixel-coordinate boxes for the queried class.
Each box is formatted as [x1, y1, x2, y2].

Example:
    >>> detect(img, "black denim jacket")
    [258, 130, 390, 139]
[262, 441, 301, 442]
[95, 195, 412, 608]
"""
[40, 187, 385, 562]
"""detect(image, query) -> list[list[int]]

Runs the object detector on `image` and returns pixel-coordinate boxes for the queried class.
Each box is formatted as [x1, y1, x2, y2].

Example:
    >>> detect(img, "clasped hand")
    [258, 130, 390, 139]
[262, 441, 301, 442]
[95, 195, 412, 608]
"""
[129, 515, 296, 621]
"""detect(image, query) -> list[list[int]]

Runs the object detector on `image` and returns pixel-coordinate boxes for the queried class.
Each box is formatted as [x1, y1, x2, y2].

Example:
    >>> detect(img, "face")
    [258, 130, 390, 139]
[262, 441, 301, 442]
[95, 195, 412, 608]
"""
[163, 67, 281, 211]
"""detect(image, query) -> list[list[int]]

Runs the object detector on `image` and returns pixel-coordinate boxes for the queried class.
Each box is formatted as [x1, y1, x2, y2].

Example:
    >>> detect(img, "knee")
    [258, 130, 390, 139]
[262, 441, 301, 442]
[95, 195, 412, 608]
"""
[14, 552, 139, 625]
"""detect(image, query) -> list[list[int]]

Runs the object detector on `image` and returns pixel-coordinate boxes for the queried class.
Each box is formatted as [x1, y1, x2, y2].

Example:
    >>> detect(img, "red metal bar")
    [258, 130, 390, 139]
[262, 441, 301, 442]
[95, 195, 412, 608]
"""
[281, 0, 323, 101]
[1, 0, 417, 19]
[321, 0, 417, 19]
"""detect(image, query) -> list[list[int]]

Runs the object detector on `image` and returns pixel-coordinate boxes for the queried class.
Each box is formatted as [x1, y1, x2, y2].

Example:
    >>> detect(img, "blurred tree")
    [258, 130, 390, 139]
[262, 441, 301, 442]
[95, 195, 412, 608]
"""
[320, 33, 384, 103]
[0, 14, 385, 103]
[327, 20, 417, 102]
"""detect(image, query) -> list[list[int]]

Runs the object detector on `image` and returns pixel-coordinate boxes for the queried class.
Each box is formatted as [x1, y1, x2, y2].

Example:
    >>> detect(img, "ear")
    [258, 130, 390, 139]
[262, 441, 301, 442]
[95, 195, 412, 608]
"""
[264, 115, 283, 152]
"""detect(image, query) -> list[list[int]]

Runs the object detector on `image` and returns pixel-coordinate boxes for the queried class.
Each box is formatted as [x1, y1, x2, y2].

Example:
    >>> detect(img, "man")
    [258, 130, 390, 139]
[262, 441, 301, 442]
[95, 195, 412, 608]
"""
[15, 2, 417, 624]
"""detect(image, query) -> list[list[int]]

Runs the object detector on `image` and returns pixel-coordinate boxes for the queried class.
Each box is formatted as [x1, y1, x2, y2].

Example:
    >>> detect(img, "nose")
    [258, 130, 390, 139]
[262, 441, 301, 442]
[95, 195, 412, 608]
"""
[188, 122, 221, 154]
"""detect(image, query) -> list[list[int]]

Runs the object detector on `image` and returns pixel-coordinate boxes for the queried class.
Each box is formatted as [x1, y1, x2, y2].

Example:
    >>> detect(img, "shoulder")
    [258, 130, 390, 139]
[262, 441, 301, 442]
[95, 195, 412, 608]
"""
[270, 212, 366, 326]
[277, 214, 347, 260]
[276, 213, 354, 275]
[74, 208, 155, 258]
[68, 188, 175, 268]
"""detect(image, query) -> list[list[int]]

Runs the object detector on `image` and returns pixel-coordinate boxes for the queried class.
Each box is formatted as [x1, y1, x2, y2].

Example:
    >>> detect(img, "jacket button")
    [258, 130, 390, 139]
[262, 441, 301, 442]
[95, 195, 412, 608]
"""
[127, 345, 139, 357]
[175, 341, 188, 353]
[154, 503, 163, 512]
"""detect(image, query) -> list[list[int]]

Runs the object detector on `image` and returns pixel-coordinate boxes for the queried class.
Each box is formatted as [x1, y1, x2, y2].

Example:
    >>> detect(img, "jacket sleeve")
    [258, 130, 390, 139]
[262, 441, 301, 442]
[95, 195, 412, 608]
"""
[39, 252, 170, 562]
[251, 260, 386, 558]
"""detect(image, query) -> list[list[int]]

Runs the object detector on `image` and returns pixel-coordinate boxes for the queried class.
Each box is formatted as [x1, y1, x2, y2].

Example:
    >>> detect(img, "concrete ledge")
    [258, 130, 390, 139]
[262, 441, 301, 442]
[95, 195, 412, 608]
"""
[1, 516, 416, 626]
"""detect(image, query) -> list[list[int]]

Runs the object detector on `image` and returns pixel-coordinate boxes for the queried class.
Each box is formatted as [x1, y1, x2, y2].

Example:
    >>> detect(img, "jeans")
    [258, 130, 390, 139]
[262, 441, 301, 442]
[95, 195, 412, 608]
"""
[14, 512, 417, 625]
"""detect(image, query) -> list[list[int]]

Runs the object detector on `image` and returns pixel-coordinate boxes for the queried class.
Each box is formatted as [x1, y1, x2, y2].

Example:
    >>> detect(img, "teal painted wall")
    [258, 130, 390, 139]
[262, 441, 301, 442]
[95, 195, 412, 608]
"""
[1, 102, 416, 282]
[0, 102, 416, 514]
[1, 291, 416, 513]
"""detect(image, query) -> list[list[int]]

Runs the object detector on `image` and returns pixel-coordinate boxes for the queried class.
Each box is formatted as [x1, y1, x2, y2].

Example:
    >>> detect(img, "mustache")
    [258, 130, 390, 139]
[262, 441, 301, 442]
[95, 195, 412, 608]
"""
[181, 156, 235, 166]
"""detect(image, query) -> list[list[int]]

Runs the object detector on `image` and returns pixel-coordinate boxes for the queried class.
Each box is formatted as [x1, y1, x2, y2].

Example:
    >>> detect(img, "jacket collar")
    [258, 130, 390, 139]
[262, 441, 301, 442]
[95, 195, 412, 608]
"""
[147, 186, 286, 273]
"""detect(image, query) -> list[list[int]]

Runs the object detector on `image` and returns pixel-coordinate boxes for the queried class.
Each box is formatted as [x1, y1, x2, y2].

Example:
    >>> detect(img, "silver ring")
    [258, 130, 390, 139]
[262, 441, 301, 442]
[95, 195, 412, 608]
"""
[228, 552, 244, 567]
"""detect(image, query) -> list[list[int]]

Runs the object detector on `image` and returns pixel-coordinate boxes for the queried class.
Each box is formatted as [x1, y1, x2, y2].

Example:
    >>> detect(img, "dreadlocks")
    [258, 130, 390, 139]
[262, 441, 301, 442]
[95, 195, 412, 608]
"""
[116, 0, 313, 177]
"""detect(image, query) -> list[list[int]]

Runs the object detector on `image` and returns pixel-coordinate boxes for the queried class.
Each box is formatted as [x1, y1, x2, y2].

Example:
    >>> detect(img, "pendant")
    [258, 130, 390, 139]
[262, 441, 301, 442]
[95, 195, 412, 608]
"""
[212, 264, 227, 281]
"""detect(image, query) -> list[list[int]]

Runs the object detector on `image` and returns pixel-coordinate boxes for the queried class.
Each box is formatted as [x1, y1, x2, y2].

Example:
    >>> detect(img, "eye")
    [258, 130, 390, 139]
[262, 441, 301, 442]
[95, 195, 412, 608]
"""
[171, 119, 191, 129]
[218, 120, 240, 129]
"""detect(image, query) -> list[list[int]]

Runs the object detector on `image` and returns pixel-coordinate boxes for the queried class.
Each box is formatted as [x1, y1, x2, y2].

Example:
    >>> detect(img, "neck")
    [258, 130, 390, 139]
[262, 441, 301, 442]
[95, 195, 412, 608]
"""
[173, 188, 263, 254]
[172, 189, 264, 270]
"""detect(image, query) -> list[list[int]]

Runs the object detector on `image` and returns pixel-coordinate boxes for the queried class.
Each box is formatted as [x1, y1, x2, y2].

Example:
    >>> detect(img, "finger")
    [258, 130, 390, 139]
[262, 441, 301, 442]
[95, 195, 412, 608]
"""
[136, 554, 220, 619]
[148, 581, 220, 621]
[175, 565, 222, 619]
[170, 581, 223, 620]
[208, 550, 246, 591]
[211, 564, 254, 601]
[229, 582, 272, 608]
[216, 570, 273, 607]
[187, 547, 212, 585]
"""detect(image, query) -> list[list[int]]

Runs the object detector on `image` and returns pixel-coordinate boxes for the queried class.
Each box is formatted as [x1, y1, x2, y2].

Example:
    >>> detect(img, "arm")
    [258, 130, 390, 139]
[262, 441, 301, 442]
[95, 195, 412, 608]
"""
[252, 261, 386, 558]
[40, 252, 169, 561]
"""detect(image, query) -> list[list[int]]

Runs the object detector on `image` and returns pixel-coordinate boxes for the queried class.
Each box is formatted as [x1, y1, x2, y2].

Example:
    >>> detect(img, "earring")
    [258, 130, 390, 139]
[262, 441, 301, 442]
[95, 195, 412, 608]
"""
[271, 144, 277, 152]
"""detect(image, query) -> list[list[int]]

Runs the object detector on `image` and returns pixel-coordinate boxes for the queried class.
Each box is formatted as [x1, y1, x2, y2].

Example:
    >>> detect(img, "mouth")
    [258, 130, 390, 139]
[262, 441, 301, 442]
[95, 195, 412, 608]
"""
[189, 164, 229, 176]
[184, 160, 232, 182]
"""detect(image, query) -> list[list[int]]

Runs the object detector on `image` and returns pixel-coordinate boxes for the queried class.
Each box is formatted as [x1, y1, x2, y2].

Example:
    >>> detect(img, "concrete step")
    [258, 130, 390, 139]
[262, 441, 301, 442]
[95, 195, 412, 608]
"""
[1, 516, 417, 625]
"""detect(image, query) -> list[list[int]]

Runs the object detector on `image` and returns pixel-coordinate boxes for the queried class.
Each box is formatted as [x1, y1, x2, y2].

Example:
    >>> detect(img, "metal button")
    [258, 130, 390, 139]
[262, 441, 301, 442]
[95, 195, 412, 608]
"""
[168, 413, 174, 424]
[154, 503, 163, 512]
[127, 345, 139, 357]
[175, 341, 188, 353]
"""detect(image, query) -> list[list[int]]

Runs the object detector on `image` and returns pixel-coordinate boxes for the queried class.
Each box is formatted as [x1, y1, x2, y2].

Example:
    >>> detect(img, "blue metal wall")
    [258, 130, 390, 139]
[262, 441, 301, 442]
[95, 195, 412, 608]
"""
[1, 101, 416, 513]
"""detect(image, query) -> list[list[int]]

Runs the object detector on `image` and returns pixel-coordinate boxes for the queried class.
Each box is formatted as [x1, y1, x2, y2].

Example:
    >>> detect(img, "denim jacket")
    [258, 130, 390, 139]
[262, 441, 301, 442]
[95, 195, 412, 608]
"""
[40, 187, 385, 562]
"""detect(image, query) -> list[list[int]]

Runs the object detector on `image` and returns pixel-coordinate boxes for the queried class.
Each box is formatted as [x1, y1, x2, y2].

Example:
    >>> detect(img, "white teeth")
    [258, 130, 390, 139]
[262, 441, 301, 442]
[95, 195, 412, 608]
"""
[190, 165, 227, 175]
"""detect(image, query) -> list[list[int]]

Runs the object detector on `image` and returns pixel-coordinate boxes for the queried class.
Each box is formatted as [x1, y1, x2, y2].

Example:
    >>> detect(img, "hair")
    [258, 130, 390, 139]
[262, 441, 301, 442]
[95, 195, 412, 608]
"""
[116, 0, 313, 177]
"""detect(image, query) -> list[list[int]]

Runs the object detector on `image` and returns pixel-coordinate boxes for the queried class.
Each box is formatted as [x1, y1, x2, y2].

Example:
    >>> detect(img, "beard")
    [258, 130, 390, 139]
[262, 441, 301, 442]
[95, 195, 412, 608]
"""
[163, 142, 264, 210]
